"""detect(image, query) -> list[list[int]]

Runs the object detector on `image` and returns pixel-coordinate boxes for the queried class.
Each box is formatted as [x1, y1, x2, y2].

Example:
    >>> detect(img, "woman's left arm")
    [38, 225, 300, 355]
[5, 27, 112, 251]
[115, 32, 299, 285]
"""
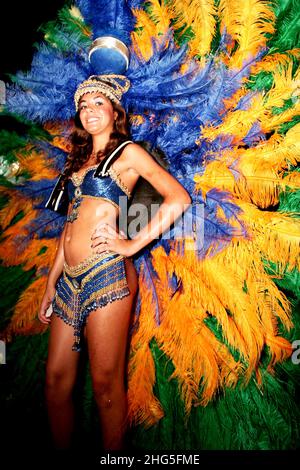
[92, 143, 191, 256]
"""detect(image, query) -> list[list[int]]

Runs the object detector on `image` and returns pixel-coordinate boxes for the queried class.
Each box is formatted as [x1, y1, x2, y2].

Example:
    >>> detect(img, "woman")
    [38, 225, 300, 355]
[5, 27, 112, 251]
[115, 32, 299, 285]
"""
[38, 75, 191, 451]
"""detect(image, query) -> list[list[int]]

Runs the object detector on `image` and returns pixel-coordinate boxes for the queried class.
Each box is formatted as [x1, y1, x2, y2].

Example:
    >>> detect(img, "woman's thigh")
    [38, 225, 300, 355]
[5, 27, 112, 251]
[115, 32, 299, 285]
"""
[86, 259, 138, 378]
[46, 314, 80, 387]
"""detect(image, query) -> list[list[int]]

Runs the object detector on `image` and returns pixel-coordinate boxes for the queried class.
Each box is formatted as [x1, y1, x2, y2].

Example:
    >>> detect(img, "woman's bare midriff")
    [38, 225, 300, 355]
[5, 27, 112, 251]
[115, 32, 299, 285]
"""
[64, 196, 138, 303]
[64, 197, 120, 266]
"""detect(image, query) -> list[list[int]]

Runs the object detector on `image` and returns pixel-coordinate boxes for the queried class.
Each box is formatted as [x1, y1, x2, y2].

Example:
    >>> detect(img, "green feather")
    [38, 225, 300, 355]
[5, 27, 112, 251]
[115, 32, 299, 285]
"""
[0, 265, 35, 330]
[40, 5, 91, 52]
[269, 0, 300, 51]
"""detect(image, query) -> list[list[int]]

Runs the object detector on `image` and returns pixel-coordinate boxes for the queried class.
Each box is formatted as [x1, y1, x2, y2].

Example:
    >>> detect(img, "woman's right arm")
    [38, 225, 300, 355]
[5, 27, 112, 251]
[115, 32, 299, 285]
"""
[38, 224, 67, 324]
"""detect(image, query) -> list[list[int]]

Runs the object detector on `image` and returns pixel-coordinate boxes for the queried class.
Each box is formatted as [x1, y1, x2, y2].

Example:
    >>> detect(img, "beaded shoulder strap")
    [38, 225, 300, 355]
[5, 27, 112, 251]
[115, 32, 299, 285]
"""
[94, 140, 133, 177]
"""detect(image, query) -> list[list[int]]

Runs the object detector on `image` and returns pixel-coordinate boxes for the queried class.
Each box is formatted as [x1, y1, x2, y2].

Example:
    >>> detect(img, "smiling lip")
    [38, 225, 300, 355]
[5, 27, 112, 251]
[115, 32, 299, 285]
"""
[87, 117, 99, 123]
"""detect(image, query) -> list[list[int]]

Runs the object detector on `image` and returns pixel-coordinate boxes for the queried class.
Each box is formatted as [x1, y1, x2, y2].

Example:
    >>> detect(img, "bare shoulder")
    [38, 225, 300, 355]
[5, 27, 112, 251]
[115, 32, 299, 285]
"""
[122, 143, 158, 173]
[121, 142, 191, 203]
[123, 142, 150, 159]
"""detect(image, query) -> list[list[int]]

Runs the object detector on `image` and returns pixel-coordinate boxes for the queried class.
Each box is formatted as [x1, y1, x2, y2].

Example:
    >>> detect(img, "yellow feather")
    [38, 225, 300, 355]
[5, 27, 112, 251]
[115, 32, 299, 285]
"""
[201, 93, 267, 142]
[4, 277, 49, 338]
[0, 190, 29, 229]
[131, 9, 159, 60]
[194, 160, 236, 196]
[69, 5, 84, 22]
[200, 259, 265, 376]
[283, 171, 300, 189]
[129, 114, 145, 126]
[250, 49, 300, 74]
[145, 0, 173, 34]
[3, 216, 37, 248]
[0, 236, 57, 271]
[69, 6, 91, 37]
[155, 250, 243, 408]
[212, 242, 293, 365]
[263, 100, 300, 133]
[219, 0, 240, 42]
[128, 261, 163, 426]
[220, 0, 275, 69]
[128, 235, 294, 423]
[222, 88, 249, 112]
[19, 239, 58, 271]
[196, 121, 300, 210]
[240, 203, 300, 271]
[131, 242, 293, 419]
[0, 201, 58, 269]
[263, 64, 299, 110]
[128, 344, 164, 426]
[16, 150, 58, 181]
[201, 97, 264, 144]
[234, 129, 300, 207]
[172, 0, 217, 57]
[201, 62, 299, 141]
[285, 122, 300, 143]
[44, 122, 72, 152]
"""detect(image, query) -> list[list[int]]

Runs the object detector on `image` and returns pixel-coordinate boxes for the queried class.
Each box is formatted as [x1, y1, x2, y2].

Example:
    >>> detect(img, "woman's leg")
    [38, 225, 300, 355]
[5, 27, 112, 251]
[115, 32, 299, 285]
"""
[45, 314, 81, 449]
[85, 260, 137, 451]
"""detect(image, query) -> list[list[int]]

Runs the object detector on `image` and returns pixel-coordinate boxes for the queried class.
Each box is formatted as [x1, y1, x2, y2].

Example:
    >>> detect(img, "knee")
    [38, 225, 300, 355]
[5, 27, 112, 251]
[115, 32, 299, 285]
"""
[45, 367, 74, 403]
[92, 370, 121, 405]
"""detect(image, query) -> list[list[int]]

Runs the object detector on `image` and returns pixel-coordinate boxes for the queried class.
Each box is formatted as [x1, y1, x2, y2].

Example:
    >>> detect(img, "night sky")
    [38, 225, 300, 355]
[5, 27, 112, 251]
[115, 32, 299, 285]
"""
[0, 0, 67, 81]
[0, 1, 67, 130]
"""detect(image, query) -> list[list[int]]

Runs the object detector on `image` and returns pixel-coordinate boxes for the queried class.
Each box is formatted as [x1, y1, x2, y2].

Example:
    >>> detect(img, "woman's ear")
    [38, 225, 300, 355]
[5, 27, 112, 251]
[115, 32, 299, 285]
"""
[114, 111, 118, 121]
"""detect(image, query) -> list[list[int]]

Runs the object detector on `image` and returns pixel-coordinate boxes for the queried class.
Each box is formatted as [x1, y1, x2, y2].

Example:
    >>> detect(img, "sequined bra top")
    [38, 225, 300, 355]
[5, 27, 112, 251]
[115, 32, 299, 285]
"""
[66, 141, 132, 222]
[44, 140, 133, 219]
[68, 164, 131, 204]
[68, 148, 132, 203]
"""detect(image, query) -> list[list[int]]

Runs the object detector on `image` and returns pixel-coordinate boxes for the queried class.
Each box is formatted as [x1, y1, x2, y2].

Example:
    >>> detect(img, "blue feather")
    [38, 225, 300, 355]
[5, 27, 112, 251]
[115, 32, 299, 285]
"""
[6, 45, 90, 121]
[244, 122, 265, 146]
[132, 253, 162, 326]
[26, 210, 65, 239]
[4, 2, 268, 264]
[75, 0, 135, 44]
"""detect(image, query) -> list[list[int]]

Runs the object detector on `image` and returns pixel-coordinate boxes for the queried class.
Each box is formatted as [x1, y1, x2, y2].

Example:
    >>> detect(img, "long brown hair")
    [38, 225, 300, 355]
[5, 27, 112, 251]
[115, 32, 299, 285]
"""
[62, 101, 130, 178]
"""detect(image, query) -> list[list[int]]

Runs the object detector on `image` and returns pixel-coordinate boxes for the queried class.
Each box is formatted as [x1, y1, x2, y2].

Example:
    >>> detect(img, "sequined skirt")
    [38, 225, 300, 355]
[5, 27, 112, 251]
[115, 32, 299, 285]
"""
[52, 252, 130, 351]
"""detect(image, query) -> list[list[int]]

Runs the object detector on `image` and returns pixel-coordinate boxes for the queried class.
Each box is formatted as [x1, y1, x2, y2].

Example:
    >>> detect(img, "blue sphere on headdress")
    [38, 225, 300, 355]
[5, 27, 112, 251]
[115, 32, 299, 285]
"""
[89, 36, 130, 75]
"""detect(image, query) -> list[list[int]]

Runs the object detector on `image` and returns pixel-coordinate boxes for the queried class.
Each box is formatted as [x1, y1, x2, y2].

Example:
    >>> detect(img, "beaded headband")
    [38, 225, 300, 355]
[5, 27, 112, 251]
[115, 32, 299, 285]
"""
[74, 74, 130, 110]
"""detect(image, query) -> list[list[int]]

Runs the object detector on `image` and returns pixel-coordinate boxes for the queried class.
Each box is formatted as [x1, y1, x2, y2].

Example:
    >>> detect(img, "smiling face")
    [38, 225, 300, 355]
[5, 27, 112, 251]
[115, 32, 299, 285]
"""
[78, 92, 117, 136]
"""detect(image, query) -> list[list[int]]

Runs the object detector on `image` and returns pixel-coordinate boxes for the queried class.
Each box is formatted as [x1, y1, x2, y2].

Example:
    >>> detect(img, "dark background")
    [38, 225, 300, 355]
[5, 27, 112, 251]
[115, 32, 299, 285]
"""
[0, 1, 67, 130]
[0, 1, 67, 81]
